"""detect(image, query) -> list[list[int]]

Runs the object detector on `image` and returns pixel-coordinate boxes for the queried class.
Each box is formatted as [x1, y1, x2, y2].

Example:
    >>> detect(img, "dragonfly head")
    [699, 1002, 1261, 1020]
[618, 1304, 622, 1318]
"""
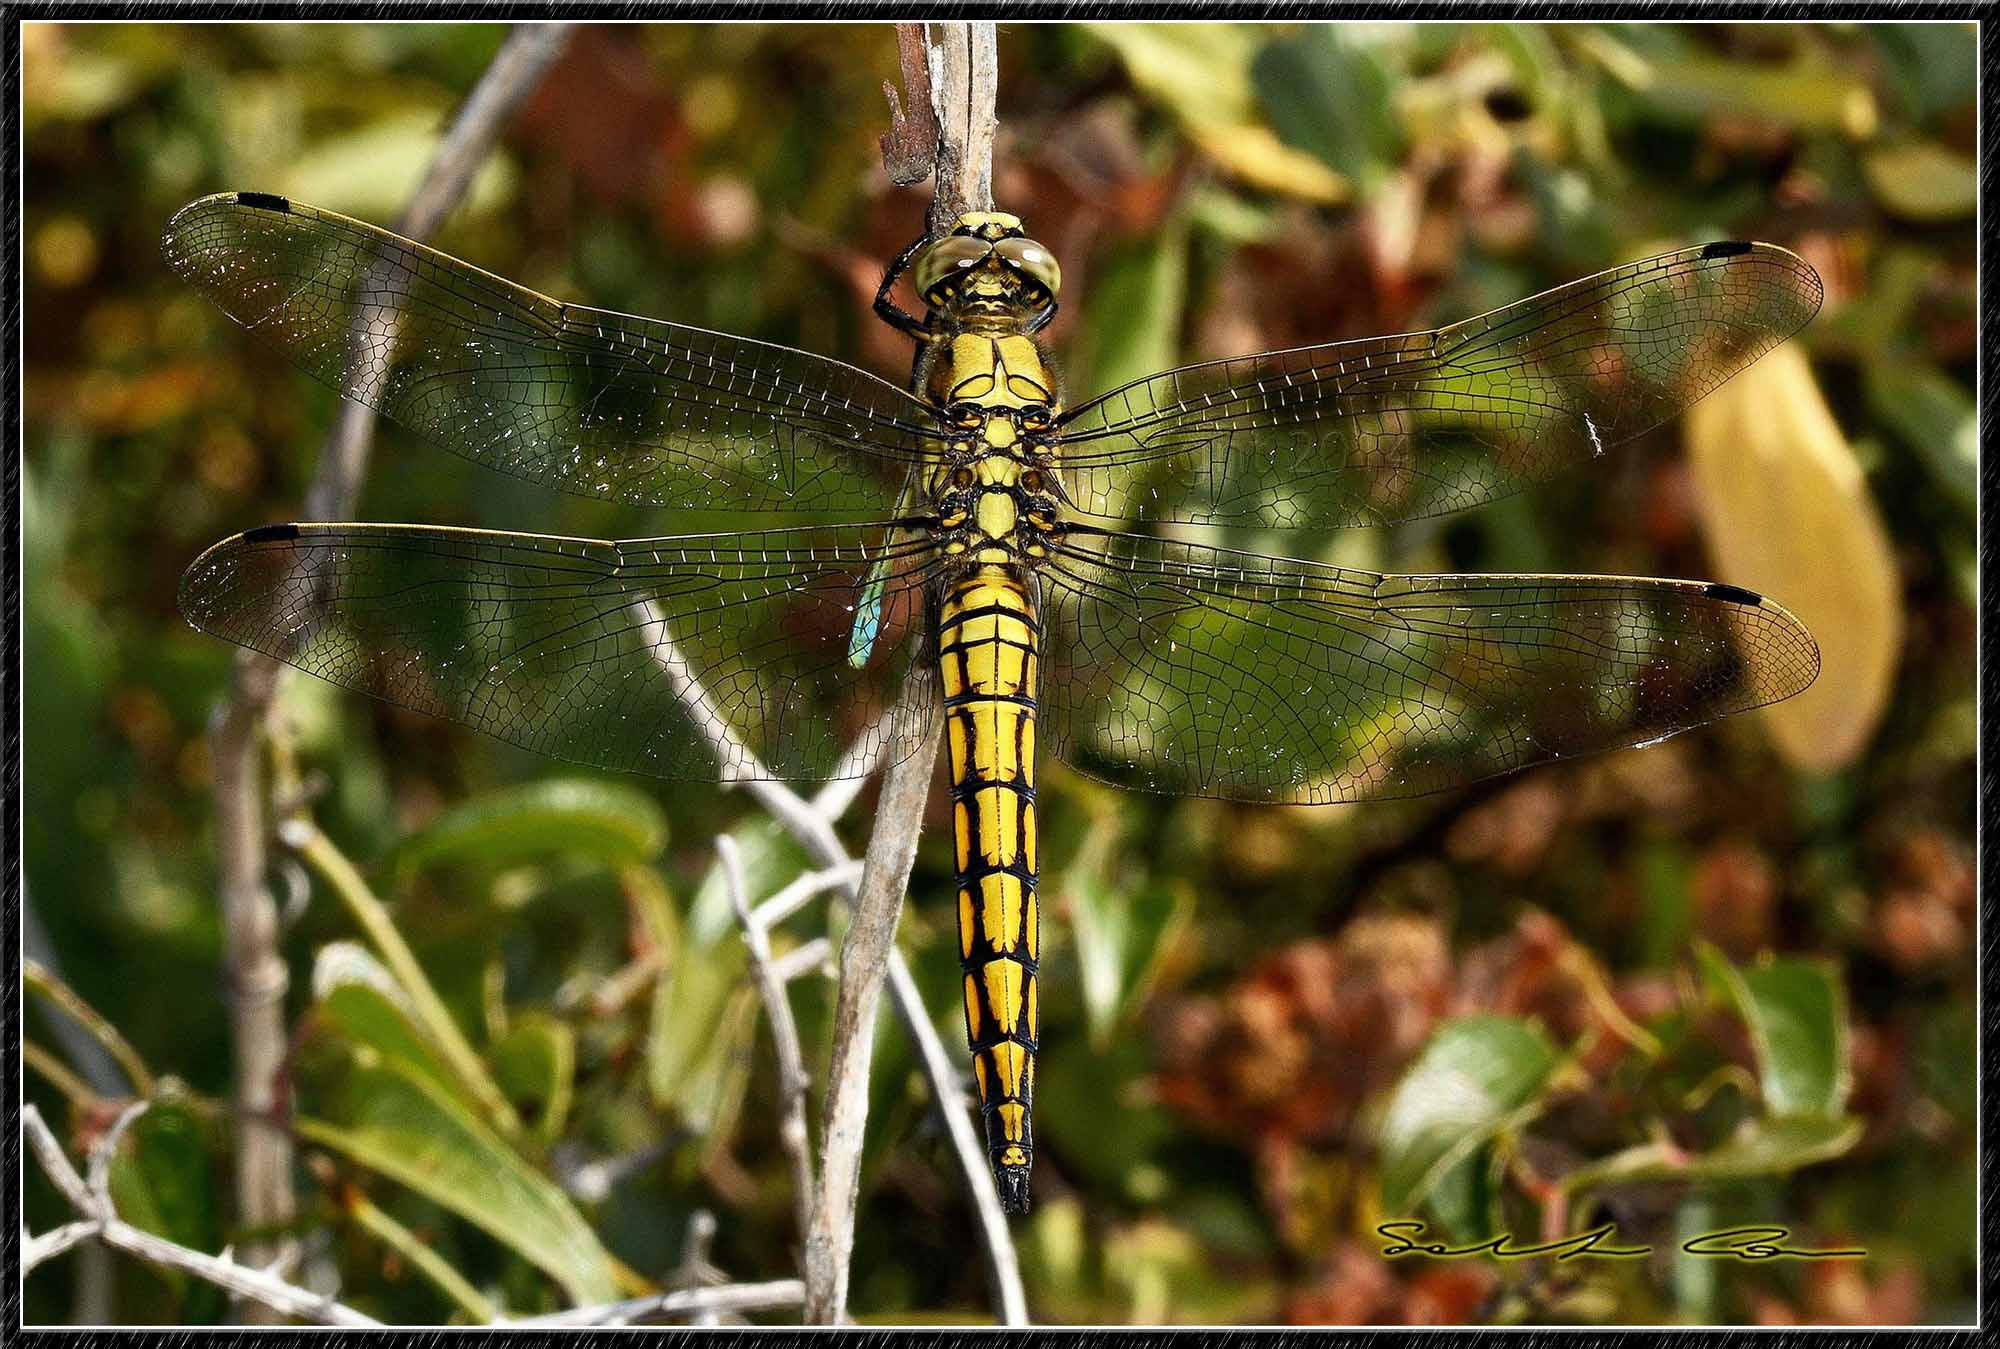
[914, 213, 1061, 328]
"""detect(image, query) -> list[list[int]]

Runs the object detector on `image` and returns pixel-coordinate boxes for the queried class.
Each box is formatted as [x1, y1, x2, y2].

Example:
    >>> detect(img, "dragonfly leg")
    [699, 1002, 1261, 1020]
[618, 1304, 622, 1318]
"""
[874, 232, 933, 339]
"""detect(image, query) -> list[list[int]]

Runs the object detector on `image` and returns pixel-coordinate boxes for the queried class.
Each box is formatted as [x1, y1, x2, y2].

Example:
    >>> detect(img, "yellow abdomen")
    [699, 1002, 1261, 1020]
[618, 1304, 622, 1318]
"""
[937, 564, 1041, 1213]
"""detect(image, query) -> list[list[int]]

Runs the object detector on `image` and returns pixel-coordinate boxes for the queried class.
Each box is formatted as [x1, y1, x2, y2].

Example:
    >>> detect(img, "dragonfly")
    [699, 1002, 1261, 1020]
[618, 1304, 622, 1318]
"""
[167, 190, 1822, 1215]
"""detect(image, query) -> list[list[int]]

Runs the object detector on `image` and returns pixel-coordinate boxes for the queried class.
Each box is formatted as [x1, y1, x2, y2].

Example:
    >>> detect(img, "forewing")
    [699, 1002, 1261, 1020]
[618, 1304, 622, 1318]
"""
[179, 522, 943, 783]
[162, 192, 936, 515]
[1036, 529, 1819, 803]
[1058, 243, 1823, 528]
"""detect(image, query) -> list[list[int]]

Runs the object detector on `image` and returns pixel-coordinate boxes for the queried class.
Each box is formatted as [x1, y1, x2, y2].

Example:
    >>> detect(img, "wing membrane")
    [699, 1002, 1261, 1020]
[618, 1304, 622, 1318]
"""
[178, 522, 944, 783]
[1036, 528, 1819, 803]
[163, 192, 937, 516]
[1059, 243, 1823, 528]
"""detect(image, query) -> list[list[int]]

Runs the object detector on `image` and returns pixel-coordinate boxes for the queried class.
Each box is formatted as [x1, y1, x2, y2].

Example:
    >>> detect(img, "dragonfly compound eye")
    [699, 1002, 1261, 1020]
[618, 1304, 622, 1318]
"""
[994, 236, 1061, 297]
[915, 235, 994, 303]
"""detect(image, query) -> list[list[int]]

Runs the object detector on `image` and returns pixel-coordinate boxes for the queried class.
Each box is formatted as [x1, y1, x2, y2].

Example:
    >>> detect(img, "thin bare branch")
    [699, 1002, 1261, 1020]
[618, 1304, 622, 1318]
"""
[25, 1220, 103, 1275]
[924, 21, 999, 233]
[651, 650, 1022, 1321]
[670, 1210, 725, 1328]
[804, 666, 942, 1323]
[735, 769, 1028, 1323]
[768, 938, 834, 987]
[721, 835, 817, 1255]
[85, 1100, 150, 1209]
[21, 1105, 380, 1327]
[503, 1279, 806, 1328]
[23, 1104, 96, 1215]
[94, 1221, 379, 1328]
[301, 22, 576, 522]
[201, 24, 575, 1313]
[756, 860, 867, 931]
[689, 773, 1028, 1322]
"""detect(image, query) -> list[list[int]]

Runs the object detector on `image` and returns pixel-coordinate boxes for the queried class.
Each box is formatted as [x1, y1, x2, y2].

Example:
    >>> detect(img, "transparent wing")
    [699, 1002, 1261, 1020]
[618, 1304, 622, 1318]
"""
[1058, 242, 1823, 528]
[162, 192, 938, 516]
[1036, 528, 1819, 804]
[178, 522, 945, 783]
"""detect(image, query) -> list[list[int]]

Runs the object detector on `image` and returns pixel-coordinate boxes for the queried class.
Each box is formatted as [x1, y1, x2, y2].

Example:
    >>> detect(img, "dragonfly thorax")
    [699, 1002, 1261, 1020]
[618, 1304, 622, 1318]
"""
[931, 443, 1059, 559]
[925, 330, 1063, 561]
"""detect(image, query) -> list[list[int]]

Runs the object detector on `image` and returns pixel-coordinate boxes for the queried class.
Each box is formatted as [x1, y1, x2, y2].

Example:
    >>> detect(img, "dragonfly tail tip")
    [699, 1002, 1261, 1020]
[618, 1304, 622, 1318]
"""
[994, 1166, 1031, 1215]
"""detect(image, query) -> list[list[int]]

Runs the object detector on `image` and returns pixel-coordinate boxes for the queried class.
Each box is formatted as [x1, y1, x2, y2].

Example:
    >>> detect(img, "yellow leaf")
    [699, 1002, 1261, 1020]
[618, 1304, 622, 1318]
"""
[1684, 344, 1901, 772]
[1088, 23, 1348, 205]
[1861, 139, 1978, 222]
[1189, 123, 1348, 204]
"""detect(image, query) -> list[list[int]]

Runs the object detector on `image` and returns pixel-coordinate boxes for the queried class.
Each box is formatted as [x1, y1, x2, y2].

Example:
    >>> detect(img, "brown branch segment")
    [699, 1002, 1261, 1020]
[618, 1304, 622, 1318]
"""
[799, 18, 1008, 1325]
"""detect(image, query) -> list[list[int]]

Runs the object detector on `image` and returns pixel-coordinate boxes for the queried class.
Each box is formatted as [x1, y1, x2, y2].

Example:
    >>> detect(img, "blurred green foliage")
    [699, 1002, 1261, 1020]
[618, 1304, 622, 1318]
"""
[22, 20, 1975, 1326]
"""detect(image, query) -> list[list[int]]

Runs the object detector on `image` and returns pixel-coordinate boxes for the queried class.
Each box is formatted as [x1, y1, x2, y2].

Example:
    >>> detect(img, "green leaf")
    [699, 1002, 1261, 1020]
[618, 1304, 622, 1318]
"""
[1861, 139, 1977, 223]
[1865, 360, 1977, 521]
[1069, 874, 1190, 1050]
[491, 1012, 577, 1147]
[1690, 1113, 1863, 1178]
[108, 1094, 224, 1320]
[1087, 22, 1260, 129]
[648, 901, 755, 1137]
[1562, 1114, 1863, 1195]
[1377, 1015, 1560, 1215]
[1423, 1145, 1499, 1247]
[1086, 23, 1346, 202]
[299, 1053, 618, 1306]
[1875, 22, 1976, 121]
[1033, 1034, 1182, 1201]
[1636, 839, 1694, 968]
[1073, 218, 1189, 412]
[394, 779, 668, 881]
[283, 110, 517, 221]
[312, 942, 467, 1106]
[1632, 54, 1878, 135]
[1698, 944, 1849, 1117]
[1253, 26, 1403, 185]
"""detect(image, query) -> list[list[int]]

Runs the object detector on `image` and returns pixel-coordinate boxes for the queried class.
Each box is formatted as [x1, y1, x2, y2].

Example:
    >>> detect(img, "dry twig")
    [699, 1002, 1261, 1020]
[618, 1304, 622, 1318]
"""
[503, 1279, 807, 1329]
[23, 1101, 798, 1328]
[798, 22, 1006, 1324]
[720, 835, 818, 1253]
[22, 1103, 380, 1327]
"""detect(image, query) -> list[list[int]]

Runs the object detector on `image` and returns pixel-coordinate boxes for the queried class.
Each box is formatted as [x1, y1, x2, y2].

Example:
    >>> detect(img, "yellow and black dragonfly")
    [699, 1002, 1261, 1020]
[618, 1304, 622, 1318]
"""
[167, 191, 1822, 1214]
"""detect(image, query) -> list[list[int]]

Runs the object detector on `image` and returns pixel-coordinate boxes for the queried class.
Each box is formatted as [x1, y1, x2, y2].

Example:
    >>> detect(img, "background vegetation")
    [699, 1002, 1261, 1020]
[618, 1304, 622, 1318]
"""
[22, 20, 1977, 1325]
